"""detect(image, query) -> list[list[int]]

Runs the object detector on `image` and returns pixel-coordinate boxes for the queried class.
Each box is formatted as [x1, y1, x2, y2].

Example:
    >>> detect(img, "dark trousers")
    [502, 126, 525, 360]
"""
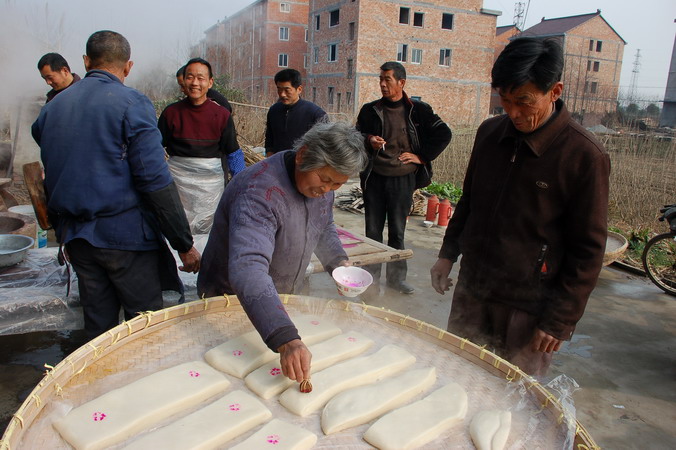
[362, 171, 415, 284]
[66, 239, 163, 339]
[447, 278, 553, 377]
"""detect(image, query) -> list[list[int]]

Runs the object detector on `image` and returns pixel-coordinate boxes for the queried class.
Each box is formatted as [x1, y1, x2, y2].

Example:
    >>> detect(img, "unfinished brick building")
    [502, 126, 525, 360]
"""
[201, 0, 311, 104]
[520, 10, 626, 126]
[306, 0, 500, 126]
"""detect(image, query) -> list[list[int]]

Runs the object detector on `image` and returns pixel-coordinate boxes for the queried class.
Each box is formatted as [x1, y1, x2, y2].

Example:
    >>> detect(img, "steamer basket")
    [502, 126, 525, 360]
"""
[0, 295, 598, 449]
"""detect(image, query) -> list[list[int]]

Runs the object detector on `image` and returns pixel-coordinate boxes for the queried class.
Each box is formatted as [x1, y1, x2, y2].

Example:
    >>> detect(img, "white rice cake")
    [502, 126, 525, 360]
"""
[279, 344, 415, 417]
[470, 410, 512, 450]
[53, 361, 230, 450]
[230, 419, 317, 450]
[205, 315, 341, 378]
[321, 367, 437, 435]
[363, 382, 468, 450]
[245, 331, 374, 399]
[123, 390, 271, 450]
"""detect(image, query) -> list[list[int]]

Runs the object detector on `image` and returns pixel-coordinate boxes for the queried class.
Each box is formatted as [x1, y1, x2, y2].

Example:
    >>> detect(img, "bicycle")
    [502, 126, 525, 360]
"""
[641, 204, 676, 296]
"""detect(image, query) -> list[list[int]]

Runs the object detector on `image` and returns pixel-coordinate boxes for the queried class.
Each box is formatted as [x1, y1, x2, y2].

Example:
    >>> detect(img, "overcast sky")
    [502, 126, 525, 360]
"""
[1, 0, 674, 103]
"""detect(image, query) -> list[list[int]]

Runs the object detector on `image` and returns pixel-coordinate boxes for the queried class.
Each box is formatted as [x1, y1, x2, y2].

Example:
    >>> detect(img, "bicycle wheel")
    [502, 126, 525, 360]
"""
[642, 232, 676, 296]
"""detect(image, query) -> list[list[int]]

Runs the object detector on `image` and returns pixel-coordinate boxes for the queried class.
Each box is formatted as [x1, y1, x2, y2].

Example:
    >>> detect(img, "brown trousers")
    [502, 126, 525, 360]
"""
[447, 281, 552, 377]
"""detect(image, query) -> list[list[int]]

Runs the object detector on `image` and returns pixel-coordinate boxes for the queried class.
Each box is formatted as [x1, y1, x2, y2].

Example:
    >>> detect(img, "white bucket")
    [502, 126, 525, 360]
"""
[8, 205, 48, 248]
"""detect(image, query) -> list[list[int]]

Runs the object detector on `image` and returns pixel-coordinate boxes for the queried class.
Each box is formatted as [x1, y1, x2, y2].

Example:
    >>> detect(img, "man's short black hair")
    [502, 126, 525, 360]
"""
[86, 30, 131, 69]
[380, 61, 406, 80]
[274, 69, 302, 88]
[37, 53, 70, 72]
[185, 58, 213, 79]
[176, 65, 186, 78]
[491, 37, 563, 94]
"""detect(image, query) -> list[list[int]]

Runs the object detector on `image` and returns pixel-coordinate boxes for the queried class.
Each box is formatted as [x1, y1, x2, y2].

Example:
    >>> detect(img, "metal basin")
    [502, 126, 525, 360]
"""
[0, 234, 34, 268]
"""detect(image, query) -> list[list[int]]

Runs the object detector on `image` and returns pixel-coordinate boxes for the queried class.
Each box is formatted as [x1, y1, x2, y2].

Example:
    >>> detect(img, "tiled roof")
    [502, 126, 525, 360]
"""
[496, 25, 519, 36]
[520, 10, 626, 44]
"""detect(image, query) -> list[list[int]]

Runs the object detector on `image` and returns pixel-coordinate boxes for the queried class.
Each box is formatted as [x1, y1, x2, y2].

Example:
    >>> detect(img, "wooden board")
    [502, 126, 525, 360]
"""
[310, 227, 413, 273]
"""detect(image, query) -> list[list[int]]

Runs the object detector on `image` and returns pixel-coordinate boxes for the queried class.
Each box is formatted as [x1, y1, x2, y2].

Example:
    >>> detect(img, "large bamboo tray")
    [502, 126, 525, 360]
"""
[1, 295, 598, 449]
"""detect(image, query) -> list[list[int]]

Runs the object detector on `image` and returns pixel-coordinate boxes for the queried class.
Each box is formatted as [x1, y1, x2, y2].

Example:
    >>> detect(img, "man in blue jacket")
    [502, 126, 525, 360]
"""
[32, 30, 200, 339]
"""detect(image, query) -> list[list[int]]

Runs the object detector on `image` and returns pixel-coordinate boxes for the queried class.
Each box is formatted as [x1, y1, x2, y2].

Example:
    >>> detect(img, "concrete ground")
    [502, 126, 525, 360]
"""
[1, 181, 675, 448]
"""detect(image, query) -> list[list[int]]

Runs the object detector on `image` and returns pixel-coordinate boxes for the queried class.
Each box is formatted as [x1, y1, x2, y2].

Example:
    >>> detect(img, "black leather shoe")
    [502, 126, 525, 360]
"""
[387, 280, 415, 294]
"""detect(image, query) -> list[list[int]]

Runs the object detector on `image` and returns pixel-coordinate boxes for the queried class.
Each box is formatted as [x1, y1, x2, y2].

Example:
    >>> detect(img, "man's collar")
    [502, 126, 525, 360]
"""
[499, 99, 569, 157]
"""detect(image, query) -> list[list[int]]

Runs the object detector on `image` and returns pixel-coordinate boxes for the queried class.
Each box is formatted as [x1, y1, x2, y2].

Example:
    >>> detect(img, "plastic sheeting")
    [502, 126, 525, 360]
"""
[168, 156, 224, 235]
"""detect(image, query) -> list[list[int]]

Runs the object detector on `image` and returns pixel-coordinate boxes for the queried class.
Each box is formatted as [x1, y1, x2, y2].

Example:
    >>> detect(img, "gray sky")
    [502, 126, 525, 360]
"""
[2, 0, 674, 103]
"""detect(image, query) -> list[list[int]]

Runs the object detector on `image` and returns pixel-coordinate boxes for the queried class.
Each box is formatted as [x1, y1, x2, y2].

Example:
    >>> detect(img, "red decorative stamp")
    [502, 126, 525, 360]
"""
[188, 370, 200, 377]
[92, 412, 106, 422]
[347, 337, 357, 342]
[270, 367, 282, 376]
[310, 320, 320, 325]
[229, 404, 241, 411]
[232, 350, 243, 356]
[266, 434, 280, 444]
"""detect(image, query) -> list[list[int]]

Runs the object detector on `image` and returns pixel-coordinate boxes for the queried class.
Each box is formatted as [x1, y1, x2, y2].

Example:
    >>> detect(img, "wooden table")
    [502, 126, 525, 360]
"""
[309, 227, 413, 273]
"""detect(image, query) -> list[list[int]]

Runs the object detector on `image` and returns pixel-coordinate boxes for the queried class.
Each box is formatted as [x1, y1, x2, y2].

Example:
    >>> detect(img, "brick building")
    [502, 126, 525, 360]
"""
[306, 0, 500, 126]
[489, 24, 520, 114]
[520, 10, 626, 125]
[200, 0, 310, 104]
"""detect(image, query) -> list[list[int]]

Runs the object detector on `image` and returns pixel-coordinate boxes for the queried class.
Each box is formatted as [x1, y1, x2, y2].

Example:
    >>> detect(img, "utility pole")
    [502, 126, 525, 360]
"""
[628, 49, 641, 106]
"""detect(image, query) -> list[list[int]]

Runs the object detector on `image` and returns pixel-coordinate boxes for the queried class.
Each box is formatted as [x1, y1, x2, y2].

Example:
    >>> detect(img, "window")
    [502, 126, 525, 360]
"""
[349, 22, 355, 40]
[315, 14, 320, 31]
[397, 43, 408, 62]
[411, 48, 422, 64]
[587, 60, 592, 71]
[346, 91, 352, 105]
[328, 87, 334, 105]
[278, 53, 288, 67]
[584, 81, 589, 93]
[305, 28, 308, 42]
[593, 61, 600, 72]
[596, 41, 603, 52]
[330, 9, 340, 27]
[259, 27, 262, 41]
[589, 40, 594, 51]
[590, 82, 598, 94]
[258, 53, 261, 68]
[439, 48, 451, 66]
[442, 13, 454, 30]
[399, 7, 410, 24]
[347, 59, 354, 78]
[337, 93, 342, 111]
[328, 43, 338, 62]
[313, 47, 319, 64]
[280, 2, 290, 12]
[312, 87, 317, 102]
[413, 12, 424, 27]
[279, 27, 289, 41]
[304, 54, 308, 68]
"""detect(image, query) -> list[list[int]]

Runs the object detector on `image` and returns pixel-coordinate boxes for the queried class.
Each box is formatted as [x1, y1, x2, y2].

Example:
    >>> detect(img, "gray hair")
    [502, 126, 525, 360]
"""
[294, 121, 368, 176]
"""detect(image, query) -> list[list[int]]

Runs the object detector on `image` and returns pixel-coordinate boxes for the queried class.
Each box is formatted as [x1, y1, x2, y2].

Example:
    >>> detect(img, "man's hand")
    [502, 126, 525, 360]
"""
[430, 258, 454, 295]
[339, 259, 352, 267]
[178, 247, 201, 273]
[278, 339, 312, 382]
[399, 152, 422, 165]
[531, 328, 563, 353]
[369, 135, 386, 151]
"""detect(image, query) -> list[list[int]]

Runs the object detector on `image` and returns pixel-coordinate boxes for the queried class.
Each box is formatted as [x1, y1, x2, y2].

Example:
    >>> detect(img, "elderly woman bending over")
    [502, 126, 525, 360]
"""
[197, 121, 368, 383]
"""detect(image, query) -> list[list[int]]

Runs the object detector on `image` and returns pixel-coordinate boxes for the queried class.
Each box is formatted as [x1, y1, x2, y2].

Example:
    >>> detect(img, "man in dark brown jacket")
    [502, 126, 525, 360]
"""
[430, 37, 610, 377]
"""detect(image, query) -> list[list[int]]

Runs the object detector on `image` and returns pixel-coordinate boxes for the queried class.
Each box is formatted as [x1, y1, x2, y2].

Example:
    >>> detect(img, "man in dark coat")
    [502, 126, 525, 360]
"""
[357, 61, 451, 295]
[37, 53, 81, 103]
[430, 37, 610, 377]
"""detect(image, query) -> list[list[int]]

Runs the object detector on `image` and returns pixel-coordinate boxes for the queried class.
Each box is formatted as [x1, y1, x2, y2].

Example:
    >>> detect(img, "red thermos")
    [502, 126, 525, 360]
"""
[425, 195, 439, 222]
[438, 199, 452, 226]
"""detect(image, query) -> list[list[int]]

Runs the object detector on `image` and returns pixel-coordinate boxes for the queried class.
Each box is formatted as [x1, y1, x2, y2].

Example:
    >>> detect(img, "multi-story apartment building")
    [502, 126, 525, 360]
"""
[306, 0, 500, 126]
[520, 10, 626, 125]
[201, 0, 310, 104]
